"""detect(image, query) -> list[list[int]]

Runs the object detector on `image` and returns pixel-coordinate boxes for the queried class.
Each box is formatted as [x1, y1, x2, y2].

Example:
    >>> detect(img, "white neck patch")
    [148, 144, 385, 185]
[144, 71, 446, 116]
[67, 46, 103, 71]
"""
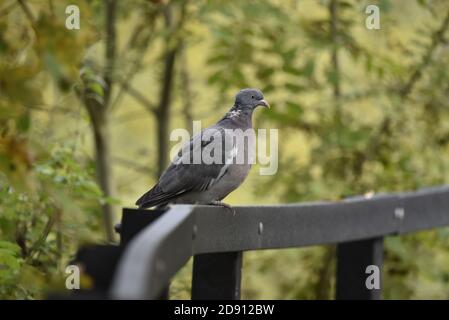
[227, 109, 242, 119]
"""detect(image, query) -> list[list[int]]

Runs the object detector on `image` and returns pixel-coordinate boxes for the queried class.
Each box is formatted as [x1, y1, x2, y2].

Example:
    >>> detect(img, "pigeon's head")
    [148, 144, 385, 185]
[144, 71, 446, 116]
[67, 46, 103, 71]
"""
[234, 88, 270, 110]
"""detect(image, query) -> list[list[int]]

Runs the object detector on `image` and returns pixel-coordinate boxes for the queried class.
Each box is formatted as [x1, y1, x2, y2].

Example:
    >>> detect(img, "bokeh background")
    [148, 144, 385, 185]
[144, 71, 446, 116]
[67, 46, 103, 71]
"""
[1, 0, 449, 299]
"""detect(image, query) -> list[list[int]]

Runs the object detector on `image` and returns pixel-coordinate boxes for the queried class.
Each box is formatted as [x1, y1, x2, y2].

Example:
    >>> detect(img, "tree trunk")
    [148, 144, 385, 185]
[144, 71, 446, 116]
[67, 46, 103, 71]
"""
[156, 49, 177, 176]
[180, 46, 194, 132]
[329, 0, 341, 128]
[92, 110, 115, 242]
[156, 4, 178, 177]
[104, 0, 117, 105]
[85, 0, 117, 242]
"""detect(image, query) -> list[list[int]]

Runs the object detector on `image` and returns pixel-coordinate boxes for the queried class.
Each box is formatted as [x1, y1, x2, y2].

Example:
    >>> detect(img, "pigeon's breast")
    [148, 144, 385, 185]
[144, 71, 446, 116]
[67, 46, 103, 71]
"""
[213, 163, 252, 200]
[210, 129, 255, 201]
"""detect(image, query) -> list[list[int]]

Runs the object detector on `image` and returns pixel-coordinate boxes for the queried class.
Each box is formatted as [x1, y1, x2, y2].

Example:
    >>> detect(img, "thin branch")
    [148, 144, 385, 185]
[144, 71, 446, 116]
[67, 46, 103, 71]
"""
[110, 7, 160, 111]
[122, 22, 146, 54]
[104, 0, 117, 108]
[329, 0, 343, 148]
[112, 156, 155, 175]
[17, 0, 36, 26]
[120, 82, 157, 114]
[120, 4, 161, 57]
[400, 8, 449, 98]
[24, 104, 80, 116]
[26, 210, 57, 261]
[329, 0, 341, 99]
[179, 45, 194, 132]
[48, 0, 55, 17]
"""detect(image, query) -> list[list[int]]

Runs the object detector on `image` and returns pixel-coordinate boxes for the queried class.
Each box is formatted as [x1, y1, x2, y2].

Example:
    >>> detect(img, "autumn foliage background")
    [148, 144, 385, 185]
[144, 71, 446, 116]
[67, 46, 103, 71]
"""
[1, 0, 449, 299]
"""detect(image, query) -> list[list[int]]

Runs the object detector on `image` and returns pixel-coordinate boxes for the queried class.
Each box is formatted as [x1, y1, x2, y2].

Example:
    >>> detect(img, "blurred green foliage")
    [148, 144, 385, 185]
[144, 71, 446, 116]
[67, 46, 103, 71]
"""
[1, 0, 449, 299]
[0, 0, 103, 298]
[0, 146, 105, 298]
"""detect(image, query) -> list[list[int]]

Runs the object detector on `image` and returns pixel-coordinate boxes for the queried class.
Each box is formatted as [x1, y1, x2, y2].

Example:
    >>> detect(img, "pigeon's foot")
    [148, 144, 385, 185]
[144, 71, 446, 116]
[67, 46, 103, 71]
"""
[207, 201, 236, 216]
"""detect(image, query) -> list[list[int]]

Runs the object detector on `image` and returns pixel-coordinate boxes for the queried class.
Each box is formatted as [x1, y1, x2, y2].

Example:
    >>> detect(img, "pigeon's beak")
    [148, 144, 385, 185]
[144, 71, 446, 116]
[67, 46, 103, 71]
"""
[258, 99, 270, 108]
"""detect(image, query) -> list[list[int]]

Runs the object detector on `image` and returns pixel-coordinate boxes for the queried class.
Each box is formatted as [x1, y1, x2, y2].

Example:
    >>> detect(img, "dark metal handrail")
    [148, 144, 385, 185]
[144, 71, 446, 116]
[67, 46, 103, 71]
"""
[110, 186, 449, 300]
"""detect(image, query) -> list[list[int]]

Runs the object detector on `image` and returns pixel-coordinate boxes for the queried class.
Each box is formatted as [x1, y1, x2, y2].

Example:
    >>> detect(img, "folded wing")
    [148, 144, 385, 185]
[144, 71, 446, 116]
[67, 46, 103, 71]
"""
[135, 127, 236, 208]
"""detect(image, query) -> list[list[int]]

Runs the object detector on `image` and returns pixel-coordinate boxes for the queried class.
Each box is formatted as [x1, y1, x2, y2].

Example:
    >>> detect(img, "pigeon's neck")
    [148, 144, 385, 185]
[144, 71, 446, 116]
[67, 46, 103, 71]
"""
[223, 104, 254, 126]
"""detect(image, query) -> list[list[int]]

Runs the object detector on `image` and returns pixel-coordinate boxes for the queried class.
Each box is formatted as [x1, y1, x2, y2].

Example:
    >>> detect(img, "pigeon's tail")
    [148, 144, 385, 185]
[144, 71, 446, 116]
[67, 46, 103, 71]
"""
[135, 185, 185, 209]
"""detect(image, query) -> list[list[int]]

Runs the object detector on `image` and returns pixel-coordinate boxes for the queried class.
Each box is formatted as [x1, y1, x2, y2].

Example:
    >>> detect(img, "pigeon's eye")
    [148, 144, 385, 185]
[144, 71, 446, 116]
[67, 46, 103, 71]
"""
[251, 95, 254, 99]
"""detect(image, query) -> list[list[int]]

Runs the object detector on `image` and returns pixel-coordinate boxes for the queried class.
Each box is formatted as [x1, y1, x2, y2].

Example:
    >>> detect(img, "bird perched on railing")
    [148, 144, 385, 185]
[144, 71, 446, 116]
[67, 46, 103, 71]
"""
[136, 88, 270, 209]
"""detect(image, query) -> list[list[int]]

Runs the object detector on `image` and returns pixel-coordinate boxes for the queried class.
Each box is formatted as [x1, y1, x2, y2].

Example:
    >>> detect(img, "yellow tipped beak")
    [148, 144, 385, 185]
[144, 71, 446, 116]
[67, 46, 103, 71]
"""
[258, 99, 270, 108]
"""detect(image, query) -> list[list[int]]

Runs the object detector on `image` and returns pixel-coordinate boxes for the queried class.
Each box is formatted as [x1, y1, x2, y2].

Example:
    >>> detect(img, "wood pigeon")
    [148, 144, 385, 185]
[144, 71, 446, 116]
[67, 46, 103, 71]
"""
[136, 88, 269, 209]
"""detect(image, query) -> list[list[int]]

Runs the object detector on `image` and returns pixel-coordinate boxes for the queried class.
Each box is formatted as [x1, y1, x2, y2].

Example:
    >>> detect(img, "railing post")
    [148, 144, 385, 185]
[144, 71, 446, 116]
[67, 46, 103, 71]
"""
[118, 208, 169, 299]
[191, 252, 242, 300]
[336, 237, 383, 300]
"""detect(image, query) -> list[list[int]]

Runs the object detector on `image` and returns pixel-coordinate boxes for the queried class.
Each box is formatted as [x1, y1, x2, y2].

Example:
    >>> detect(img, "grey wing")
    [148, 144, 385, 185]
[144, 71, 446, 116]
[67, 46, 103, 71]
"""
[135, 127, 236, 208]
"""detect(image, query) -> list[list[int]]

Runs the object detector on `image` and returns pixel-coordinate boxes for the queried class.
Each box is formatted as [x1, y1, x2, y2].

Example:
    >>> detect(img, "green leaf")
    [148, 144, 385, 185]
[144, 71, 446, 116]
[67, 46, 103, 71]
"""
[285, 82, 305, 92]
[302, 59, 315, 78]
[16, 113, 31, 133]
[87, 82, 105, 97]
[283, 65, 302, 76]
[0, 241, 21, 254]
[286, 101, 303, 116]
